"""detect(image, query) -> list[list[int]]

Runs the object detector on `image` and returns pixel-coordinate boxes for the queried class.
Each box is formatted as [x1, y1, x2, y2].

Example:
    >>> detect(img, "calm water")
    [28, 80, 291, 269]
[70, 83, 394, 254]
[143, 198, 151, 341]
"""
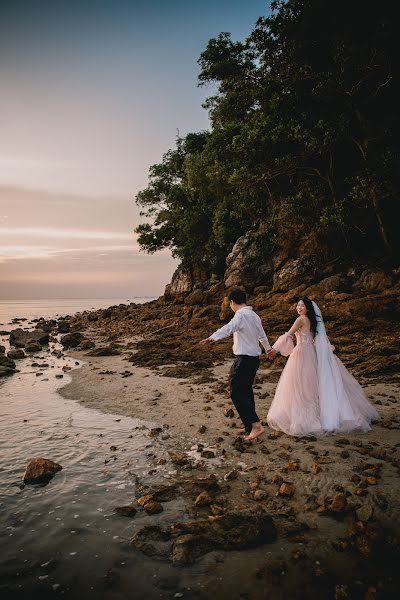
[0, 298, 155, 331]
[0, 300, 196, 599]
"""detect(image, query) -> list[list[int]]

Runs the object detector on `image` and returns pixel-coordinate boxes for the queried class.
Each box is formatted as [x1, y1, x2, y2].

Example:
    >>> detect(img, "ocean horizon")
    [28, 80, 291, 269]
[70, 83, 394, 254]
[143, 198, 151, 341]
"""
[0, 297, 156, 329]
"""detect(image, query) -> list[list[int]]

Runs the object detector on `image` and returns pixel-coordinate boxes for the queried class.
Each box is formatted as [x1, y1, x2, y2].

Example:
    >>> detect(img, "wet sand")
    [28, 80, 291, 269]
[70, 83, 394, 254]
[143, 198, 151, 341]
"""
[59, 331, 400, 599]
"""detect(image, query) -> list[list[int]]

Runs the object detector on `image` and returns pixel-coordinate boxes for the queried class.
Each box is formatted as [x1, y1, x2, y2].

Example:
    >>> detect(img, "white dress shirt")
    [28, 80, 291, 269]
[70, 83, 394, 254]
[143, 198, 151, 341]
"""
[210, 306, 271, 356]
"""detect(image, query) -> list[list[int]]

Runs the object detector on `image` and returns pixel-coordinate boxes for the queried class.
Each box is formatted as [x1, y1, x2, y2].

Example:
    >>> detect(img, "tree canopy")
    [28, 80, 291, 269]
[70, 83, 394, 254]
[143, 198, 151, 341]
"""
[135, 0, 399, 272]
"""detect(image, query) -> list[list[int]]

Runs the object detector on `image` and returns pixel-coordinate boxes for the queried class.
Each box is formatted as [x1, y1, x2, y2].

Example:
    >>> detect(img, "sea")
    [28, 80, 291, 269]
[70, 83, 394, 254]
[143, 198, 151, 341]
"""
[0, 296, 199, 599]
[0, 298, 155, 331]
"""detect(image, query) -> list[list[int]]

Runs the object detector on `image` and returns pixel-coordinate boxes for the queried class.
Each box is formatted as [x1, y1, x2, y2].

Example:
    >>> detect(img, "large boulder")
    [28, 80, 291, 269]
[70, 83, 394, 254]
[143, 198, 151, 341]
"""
[0, 365, 16, 377]
[57, 320, 71, 333]
[23, 458, 63, 485]
[25, 340, 42, 353]
[61, 332, 83, 348]
[7, 349, 25, 360]
[272, 255, 321, 292]
[224, 233, 273, 290]
[9, 328, 49, 348]
[0, 355, 16, 369]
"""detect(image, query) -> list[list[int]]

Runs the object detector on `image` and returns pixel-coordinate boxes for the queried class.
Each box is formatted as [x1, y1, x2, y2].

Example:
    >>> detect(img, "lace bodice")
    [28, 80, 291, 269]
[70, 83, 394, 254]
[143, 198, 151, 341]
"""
[295, 329, 314, 345]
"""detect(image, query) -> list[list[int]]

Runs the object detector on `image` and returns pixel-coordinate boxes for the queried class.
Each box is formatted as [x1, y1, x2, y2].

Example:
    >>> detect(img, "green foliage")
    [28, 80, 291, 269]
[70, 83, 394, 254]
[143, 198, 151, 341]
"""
[135, 0, 400, 268]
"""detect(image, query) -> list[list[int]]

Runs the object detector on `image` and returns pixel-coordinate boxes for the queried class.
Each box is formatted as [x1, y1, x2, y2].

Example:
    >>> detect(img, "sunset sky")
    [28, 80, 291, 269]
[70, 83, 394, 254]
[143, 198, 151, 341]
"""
[0, 0, 269, 299]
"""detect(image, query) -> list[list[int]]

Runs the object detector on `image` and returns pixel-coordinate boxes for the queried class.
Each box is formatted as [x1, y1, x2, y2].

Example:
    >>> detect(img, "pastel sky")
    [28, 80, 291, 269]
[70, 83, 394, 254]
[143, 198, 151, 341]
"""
[0, 0, 270, 299]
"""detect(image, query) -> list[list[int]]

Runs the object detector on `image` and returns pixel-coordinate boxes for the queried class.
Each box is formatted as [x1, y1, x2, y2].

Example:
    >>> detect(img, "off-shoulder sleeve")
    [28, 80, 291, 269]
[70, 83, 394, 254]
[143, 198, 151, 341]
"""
[272, 332, 294, 357]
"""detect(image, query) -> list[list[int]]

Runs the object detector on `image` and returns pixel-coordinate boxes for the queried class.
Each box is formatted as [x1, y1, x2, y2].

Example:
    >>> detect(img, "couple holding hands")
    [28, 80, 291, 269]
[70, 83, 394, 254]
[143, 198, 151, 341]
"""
[200, 288, 378, 441]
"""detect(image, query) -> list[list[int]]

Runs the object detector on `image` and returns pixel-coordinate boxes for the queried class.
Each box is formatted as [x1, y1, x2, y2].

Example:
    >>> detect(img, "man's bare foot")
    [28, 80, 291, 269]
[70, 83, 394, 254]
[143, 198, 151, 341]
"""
[244, 424, 265, 441]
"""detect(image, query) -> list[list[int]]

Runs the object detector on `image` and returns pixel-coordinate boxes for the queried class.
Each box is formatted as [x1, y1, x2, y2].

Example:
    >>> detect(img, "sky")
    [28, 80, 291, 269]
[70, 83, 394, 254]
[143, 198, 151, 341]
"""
[0, 0, 270, 299]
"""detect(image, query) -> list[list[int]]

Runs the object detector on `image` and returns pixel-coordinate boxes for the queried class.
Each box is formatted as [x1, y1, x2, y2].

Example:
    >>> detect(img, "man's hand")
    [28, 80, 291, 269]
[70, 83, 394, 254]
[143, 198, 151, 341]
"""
[267, 349, 277, 360]
[200, 337, 214, 346]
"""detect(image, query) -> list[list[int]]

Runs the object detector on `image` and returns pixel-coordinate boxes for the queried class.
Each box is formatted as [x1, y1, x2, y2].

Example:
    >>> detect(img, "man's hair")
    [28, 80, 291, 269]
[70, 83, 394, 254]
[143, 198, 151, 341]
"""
[228, 288, 247, 304]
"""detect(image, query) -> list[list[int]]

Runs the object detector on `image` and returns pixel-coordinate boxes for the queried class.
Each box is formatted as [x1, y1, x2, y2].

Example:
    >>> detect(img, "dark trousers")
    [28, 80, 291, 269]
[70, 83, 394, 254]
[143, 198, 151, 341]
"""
[229, 355, 260, 433]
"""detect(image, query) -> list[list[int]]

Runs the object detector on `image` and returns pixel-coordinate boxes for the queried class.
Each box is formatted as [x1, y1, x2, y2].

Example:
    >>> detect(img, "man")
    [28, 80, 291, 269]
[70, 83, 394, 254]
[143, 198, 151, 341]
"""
[200, 288, 273, 441]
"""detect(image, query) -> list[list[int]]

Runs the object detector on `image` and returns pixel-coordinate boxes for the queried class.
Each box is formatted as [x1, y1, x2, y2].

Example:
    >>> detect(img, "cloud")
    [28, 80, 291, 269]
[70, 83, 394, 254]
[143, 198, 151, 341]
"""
[0, 226, 132, 240]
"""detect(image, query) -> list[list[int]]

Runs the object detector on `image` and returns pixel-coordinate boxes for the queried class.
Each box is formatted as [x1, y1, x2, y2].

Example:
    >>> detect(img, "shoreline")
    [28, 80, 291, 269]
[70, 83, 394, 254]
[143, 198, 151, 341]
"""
[57, 332, 400, 595]
[2, 293, 400, 597]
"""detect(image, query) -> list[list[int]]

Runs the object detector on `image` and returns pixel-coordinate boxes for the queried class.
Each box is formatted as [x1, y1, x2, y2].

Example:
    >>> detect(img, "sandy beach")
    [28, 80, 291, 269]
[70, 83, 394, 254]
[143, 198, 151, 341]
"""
[57, 316, 400, 599]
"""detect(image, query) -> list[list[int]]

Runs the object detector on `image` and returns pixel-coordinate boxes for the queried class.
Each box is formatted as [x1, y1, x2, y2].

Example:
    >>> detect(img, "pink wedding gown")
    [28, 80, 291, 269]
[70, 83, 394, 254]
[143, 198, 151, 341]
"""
[267, 329, 379, 437]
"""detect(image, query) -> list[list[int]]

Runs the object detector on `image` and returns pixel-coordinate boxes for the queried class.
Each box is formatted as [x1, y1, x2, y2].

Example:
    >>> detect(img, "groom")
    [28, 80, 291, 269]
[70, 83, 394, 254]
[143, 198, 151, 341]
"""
[200, 288, 272, 440]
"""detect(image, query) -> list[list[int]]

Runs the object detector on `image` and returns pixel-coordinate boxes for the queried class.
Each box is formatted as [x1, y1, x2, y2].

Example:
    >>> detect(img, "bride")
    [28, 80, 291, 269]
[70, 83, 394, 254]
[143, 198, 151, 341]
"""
[267, 297, 379, 437]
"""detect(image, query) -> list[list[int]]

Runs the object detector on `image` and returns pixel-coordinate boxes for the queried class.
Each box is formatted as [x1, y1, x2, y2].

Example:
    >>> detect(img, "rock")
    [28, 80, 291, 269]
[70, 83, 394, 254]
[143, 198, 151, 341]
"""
[224, 469, 239, 481]
[354, 269, 392, 292]
[79, 338, 96, 350]
[278, 483, 295, 497]
[184, 290, 205, 306]
[198, 425, 207, 434]
[273, 255, 321, 292]
[0, 355, 16, 369]
[287, 460, 300, 471]
[0, 365, 16, 377]
[7, 349, 25, 359]
[61, 332, 83, 348]
[9, 328, 49, 348]
[144, 500, 163, 515]
[169, 451, 189, 465]
[131, 510, 276, 564]
[201, 450, 215, 459]
[0, 344, 6, 354]
[23, 458, 62, 484]
[224, 408, 235, 418]
[224, 232, 273, 289]
[254, 489, 268, 501]
[356, 504, 374, 522]
[137, 494, 154, 507]
[330, 493, 347, 513]
[271, 473, 284, 485]
[366, 476, 378, 485]
[57, 320, 71, 333]
[86, 345, 121, 356]
[114, 505, 137, 518]
[311, 463, 322, 475]
[25, 340, 42, 352]
[194, 491, 213, 507]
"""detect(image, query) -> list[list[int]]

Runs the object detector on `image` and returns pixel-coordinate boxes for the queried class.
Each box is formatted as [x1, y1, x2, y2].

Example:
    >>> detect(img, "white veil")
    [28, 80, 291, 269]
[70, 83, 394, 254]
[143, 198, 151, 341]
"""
[312, 301, 356, 431]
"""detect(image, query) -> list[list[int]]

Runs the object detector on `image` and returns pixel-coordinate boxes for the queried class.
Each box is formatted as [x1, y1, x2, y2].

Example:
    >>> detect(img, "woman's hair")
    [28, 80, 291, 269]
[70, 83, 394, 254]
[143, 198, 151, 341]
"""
[300, 296, 318, 336]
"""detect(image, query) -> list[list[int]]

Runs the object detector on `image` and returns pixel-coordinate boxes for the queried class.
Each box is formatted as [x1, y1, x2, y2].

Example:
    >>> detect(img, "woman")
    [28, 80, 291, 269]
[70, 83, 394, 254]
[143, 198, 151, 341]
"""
[267, 298, 379, 437]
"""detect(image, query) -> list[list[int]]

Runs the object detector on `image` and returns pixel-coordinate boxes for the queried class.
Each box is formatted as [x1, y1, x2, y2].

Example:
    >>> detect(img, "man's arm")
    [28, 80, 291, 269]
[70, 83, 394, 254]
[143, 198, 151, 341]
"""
[256, 318, 272, 354]
[200, 313, 241, 345]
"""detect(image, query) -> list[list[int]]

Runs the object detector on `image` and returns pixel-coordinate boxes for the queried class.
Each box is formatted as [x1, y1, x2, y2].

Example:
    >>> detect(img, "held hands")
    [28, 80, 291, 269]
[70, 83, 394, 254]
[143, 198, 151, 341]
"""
[266, 348, 277, 360]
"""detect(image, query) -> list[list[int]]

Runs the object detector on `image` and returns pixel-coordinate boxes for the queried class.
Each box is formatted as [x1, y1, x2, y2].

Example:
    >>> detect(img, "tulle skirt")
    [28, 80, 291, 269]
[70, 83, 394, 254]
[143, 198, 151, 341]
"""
[267, 343, 322, 437]
[267, 344, 379, 437]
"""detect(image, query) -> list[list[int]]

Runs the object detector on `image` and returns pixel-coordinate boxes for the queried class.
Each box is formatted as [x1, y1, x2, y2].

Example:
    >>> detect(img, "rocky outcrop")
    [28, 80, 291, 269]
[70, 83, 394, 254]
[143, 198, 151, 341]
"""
[131, 510, 276, 564]
[224, 233, 273, 290]
[164, 263, 217, 300]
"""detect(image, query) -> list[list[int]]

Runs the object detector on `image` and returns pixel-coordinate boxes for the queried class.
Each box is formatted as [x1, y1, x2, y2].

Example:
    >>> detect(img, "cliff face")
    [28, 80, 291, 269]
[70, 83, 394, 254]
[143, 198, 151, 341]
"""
[165, 230, 397, 302]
